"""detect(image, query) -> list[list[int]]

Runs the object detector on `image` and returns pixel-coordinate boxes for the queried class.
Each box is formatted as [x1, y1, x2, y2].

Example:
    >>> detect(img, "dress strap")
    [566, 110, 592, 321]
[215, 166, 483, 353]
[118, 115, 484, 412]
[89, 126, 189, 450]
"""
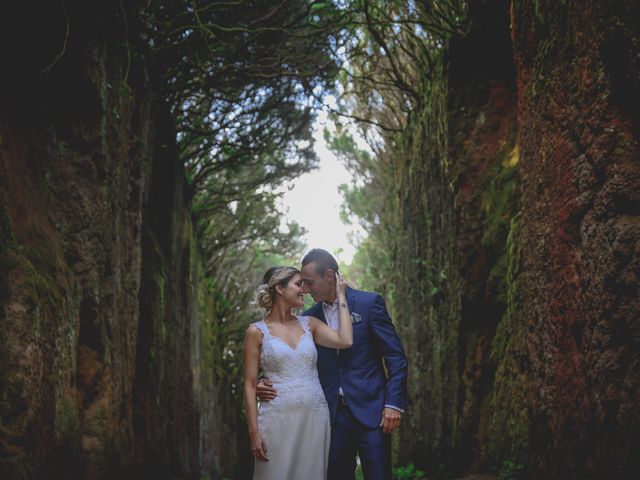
[252, 320, 269, 338]
[297, 315, 311, 334]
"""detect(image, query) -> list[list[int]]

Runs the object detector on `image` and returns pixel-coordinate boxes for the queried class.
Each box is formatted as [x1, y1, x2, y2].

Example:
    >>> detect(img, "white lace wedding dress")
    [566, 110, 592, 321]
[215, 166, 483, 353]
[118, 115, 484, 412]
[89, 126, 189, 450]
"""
[252, 316, 330, 480]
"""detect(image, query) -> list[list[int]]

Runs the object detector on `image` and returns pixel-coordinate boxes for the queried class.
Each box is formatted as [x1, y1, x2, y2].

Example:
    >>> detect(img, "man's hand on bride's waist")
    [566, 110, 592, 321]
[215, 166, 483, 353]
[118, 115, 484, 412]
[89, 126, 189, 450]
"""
[256, 378, 278, 401]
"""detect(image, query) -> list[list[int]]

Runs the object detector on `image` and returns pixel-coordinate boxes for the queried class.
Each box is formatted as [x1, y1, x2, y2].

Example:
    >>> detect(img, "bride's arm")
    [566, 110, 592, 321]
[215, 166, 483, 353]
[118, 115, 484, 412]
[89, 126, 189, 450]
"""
[309, 272, 353, 349]
[243, 326, 268, 461]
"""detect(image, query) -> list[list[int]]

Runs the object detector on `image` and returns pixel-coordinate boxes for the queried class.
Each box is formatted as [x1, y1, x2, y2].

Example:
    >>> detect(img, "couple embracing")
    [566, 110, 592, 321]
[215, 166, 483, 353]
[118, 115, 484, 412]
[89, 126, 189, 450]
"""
[243, 249, 408, 480]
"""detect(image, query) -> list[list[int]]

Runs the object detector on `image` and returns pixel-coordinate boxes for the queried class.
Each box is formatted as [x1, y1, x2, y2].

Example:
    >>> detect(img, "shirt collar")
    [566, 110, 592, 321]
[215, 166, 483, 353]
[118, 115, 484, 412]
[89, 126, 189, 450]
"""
[322, 299, 339, 310]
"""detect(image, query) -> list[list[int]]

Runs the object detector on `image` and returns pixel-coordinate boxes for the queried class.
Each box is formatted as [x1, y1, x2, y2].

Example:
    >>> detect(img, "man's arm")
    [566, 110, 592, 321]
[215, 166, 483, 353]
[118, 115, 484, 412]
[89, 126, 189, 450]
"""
[369, 293, 408, 425]
[256, 378, 277, 401]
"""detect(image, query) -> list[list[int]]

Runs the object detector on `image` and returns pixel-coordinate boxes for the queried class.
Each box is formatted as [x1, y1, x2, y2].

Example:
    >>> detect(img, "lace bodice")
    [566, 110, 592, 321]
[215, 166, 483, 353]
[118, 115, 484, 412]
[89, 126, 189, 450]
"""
[253, 316, 328, 421]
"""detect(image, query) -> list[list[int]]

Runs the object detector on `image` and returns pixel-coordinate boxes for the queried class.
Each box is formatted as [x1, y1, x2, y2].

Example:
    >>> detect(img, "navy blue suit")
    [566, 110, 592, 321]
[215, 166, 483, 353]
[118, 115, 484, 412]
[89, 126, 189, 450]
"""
[304, 286, 408, 480]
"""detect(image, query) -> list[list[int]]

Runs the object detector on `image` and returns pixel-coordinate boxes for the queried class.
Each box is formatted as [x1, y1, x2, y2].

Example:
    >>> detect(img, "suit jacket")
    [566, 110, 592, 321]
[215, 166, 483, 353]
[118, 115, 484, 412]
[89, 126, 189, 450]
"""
[304, 286, 408, 428]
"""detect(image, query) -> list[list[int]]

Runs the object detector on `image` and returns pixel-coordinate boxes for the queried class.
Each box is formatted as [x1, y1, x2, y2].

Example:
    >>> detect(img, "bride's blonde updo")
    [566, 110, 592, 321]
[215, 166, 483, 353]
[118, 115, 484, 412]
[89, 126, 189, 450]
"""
[255, 266, 300, 313]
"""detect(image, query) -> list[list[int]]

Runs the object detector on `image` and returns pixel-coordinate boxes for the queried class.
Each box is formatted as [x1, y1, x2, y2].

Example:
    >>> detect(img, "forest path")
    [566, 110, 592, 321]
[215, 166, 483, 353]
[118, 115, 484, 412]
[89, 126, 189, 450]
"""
[453, 475, 496, 480]
[413, 474, 497, 480]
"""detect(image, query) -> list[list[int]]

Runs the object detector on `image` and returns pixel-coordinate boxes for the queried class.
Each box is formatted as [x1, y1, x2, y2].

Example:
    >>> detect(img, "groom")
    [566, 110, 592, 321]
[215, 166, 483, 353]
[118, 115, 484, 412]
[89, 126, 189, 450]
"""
[258, 248, 408, 480]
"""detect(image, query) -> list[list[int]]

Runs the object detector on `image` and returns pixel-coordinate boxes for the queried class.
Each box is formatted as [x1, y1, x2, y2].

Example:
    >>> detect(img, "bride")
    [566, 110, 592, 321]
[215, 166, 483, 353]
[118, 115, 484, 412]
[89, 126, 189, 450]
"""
[243, 266, 353, 479]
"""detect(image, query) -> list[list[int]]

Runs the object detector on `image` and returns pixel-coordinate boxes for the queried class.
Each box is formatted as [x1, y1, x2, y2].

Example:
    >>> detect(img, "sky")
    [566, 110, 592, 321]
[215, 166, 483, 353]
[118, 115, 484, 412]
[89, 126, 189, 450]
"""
[279, 120, 364, 264]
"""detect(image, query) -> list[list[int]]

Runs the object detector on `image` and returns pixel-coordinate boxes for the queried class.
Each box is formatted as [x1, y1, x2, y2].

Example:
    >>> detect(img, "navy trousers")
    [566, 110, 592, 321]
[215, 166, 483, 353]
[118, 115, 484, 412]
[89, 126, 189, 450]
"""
[328, 401, 392, 480]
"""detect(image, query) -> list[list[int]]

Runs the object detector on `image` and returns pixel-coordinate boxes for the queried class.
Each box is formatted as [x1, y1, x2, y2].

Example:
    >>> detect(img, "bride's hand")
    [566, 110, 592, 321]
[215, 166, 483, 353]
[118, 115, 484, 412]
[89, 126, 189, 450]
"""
[335, 271, 346, 299]
[250, 432, 268, 461]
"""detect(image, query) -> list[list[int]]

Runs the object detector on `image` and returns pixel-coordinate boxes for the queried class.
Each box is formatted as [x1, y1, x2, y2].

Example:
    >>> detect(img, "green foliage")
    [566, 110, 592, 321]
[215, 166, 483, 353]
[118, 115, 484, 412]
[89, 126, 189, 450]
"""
[140, 8, 353, 414]
[0, 248, 17, 317]
[54, 395, 80, 442]
[497, 459, 525, 480]
[325, 125, 394, 297]
[140, 3, 356, 335]
[138, 2, 470, 475]
[328, 0, 469, 298]
[393, 462, 426, 480]
[481, 146, 520, 248]
[328, 0, 468, 473]
[481, 144, 520, 308]
[145, 0, 353, 206]
[356, 462, 427, 480]
[331, 0, 467, 131]
[340, 234, 392, 295]
[141, 8, 354, 462]
[199, 471, 230, 480]
[488, 212, 531, 466]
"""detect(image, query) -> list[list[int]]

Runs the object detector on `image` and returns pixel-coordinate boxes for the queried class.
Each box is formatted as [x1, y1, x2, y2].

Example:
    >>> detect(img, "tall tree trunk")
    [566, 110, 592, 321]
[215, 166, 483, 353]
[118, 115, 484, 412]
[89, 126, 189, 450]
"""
[499, 0, 640, 477]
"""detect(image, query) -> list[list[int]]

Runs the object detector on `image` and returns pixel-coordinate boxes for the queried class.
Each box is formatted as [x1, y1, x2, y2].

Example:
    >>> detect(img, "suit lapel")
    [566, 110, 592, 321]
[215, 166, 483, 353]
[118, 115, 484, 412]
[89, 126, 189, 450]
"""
[338, 287, 357, 357]
[346, 286, 357, 315]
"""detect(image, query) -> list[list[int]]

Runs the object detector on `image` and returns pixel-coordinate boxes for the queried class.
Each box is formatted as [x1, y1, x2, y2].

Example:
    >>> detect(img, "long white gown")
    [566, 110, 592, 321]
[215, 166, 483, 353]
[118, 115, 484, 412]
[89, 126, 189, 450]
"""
[252, 316, 331, 480]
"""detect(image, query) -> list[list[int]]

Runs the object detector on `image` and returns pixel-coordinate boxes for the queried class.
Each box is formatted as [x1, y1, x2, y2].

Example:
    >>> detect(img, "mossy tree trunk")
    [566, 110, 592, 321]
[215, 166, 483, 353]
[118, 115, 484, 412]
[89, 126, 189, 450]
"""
[448, 0, 519, 473]
[395, 0, 640, 478]
[0, 3, 221, 478]
[491, 1, 640, 477]
[0, 3, 151, 477]
[392, 54, 462, 472]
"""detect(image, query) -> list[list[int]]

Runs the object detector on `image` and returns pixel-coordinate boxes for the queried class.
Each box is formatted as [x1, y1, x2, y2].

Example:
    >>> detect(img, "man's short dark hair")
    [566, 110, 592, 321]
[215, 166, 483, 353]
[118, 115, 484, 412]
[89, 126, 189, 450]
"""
[301, 248, 339, 276]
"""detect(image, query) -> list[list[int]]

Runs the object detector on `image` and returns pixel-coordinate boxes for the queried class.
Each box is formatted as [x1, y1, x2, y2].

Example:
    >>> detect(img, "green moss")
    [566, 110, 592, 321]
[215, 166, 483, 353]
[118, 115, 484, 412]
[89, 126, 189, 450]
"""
[142, 230, 168, 365]
[482, 143, 520, 307]
[17, 242, 72, 363]
[0, 200, 15, 246]
[389, 51, 463, 472]
[148, 231, 167, 311]
[0, 201, 17, 306]
[0, 215, 78, 445]
[481, 144, 520, 248]
[157, 268, 166, 312]
[487, 212, 532, 467]
[1, 175, 79, 438]
[0, 250, 19, 306]
[85, 401, 109, 438]
[54, 395, 80, 442]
